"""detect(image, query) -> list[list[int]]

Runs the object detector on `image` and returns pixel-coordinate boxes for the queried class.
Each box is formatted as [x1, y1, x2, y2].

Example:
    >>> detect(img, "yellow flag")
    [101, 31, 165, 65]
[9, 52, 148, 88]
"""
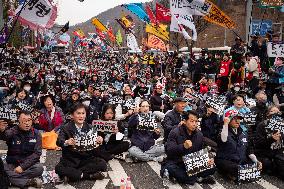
[204, 1, 236, 29]
[145, 23, 169, 41]
[121, 16, 134, 29]
[92, 18, 108, 32]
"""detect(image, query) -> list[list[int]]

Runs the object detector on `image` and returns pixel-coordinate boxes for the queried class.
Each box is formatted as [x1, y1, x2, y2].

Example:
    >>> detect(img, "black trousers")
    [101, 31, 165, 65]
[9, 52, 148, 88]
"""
[55, 157, 107, 181]
[94, 140, 130, 161]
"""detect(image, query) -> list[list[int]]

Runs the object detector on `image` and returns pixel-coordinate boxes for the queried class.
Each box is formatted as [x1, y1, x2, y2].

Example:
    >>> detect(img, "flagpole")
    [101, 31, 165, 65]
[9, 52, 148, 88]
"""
[0, 0, 31, 58]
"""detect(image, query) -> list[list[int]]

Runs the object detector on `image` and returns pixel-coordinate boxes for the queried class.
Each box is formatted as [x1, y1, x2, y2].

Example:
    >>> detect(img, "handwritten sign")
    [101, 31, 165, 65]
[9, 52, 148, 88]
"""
[92, 120, 117, 133]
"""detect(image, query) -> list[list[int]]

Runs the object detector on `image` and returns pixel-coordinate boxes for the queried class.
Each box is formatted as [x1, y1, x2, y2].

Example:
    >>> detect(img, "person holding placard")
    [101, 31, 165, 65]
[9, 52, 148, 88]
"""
[215, 109, 262, 182]
[55, 103, 107, 184]
[128, 100, 165, 162]
[94, 104, 130, 161]
[0, 111, 43, 188]
[163, 110, 216, 185]
[254, 106, 284, 179]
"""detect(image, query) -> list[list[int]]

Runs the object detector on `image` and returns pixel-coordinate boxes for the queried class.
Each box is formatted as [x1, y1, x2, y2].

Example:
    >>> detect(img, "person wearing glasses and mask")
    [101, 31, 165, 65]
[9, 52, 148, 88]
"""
[128, 99, 165, 162]
[0, 111, 43, 188]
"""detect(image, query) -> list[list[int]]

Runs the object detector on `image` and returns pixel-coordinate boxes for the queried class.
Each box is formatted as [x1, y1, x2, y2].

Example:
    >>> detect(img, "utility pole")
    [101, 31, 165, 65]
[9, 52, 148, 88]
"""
[245, 0, 253, 44]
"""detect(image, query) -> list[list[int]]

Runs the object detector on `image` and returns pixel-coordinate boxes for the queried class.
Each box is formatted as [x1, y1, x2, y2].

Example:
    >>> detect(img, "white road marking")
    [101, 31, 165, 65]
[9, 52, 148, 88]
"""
[256, 179, 279, 189]
[108, 159, 135, 188]
[55, 183, 76, 189]
[147, 161, 183, 189]
[40, 149, 47, 163]
[92, 179, 110, 189]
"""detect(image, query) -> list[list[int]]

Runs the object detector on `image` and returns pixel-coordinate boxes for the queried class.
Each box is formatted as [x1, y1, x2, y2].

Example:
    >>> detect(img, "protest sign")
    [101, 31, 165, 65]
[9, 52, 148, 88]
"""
[123, 98, 136, 110]
[92, 120, 117, 133]
[260, 0, 283, 8]
[238, 164, 261, 183]
[265, 115, 284, 134]
[16, 101, 34, 112]
[242, 113, 257, 127]
[137, 113, 158, 131]
[267, 42, 284, 58]
[31, 109, 41, 121]
[0, 70, 10, 76]
[205, 96, 226, 115]
[183, 148, 213, 176]
[108, 96, 123, 105]
[45, 74, 56, 81]
[73, 128, 98, 151]
[0, 107, 17, 122]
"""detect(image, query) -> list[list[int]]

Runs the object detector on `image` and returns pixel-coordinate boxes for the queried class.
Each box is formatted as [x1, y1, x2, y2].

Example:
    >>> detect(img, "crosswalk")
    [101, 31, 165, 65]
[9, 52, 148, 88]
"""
[1, 149, 283, 189]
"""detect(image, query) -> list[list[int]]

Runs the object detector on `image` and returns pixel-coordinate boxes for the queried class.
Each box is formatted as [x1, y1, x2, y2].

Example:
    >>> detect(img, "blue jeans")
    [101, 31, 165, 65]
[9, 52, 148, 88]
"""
[164, 162, 216, 185]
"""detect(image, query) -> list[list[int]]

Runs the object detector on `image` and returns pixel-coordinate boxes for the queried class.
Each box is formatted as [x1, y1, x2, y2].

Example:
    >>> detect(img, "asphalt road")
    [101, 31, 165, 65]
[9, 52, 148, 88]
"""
[1, 140, 284, 189]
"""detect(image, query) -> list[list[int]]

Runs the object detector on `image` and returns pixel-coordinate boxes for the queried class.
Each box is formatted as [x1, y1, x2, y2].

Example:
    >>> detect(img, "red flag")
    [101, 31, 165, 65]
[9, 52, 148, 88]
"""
[156, 3, 171, 22]
[107, 27, 116, 42]
[145, 5, 158, 25]
[96, 28, 106, 40]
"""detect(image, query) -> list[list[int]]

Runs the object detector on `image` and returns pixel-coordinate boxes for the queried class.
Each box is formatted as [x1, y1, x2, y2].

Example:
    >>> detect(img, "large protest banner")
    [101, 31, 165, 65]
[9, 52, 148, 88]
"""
[238, 164, 261, 183]
[260, 0, 283, 8]
[92, 120, 117, 133]
[147, 34, 167, 51]
[267, 42, 284, 58]
[203, 2, 236, 29]
[137, 113, 158, 131]
[183, 148, 213, 176]
[73, 129, 98, 151]
[16, 0, 57, 30]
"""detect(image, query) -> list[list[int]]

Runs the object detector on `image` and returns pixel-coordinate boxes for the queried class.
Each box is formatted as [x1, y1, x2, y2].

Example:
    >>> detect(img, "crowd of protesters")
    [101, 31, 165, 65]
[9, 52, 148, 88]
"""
[0, 32, 283, 188]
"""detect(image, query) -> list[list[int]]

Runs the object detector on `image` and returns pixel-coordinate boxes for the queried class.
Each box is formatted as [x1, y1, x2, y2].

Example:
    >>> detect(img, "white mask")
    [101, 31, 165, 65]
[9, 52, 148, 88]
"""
[24, 86, 31, 91]
[82, 100, 90, 107]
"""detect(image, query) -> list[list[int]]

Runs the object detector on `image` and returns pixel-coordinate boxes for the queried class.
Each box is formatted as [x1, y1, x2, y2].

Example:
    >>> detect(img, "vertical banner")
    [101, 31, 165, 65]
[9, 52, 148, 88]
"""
[126, 33, 141, 52]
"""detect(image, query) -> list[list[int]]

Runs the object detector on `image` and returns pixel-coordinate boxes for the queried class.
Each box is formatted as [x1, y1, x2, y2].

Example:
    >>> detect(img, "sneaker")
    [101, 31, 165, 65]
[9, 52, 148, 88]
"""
[26, 178, 43, 188]
[197, 176, 216, 185]
[89, 171, 105, 180]
[153, 156, 164, 163]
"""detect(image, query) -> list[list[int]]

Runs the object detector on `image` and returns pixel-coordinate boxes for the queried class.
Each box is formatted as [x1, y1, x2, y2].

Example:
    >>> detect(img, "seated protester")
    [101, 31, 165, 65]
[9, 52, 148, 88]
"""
[65, 89, 81, 113]
[150, 83, 170, 112]
[9, 87, 31, 109]
[163, 110, 216, 185]
[55, 103, 107, 183]
[162, 97, 187, 143]
[200, 104, 221, 143]
[223, 94, 250, 132]
[37, 94, 65, 132]
[95, 104, 130, 161]
[128, 100, 165, 162]
[254, 106, 284, 178]
[215, 110, 262, 181]
[0, 111, 43, 188]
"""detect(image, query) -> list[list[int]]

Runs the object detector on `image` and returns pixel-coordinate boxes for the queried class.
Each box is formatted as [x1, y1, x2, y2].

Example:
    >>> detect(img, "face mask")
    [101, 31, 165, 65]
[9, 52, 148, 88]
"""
[82, 100, 90, 107]
[24, 86, 31, 91]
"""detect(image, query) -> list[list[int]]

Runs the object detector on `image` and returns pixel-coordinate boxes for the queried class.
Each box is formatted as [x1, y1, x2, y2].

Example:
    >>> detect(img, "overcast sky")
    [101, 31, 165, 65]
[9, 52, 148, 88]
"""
[55, 0, 152, 25]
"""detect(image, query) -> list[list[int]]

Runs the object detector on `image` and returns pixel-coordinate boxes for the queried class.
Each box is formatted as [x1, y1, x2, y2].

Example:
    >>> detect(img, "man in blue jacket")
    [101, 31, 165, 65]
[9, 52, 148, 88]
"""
[163, 110, 216, 185]
[0, 111, 43, 188]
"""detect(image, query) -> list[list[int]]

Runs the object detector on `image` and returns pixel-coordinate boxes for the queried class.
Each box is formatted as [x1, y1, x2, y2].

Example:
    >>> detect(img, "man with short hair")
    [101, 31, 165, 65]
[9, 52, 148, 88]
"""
[162, 97, 187, 143]
[0, 111, 43, 188]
